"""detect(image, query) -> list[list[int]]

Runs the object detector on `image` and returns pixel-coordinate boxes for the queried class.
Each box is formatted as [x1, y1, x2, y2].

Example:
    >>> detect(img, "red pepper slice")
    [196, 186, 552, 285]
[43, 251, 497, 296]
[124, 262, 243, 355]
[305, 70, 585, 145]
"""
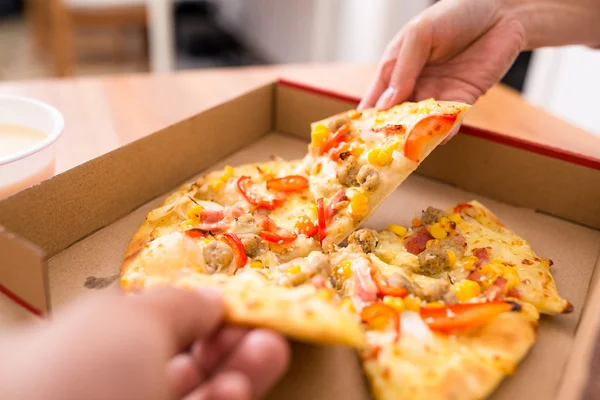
[185, 229, 206, 239]
[221, 233, 247, 271]
[404, 114, 458, 162]
[237, 176, 285, 210]
[295, 217, 318, 238]
[360, 303, 401, 341]
[369, 268, 409, 298]
[259, 217, 298, 243]
[317, 198, 326, 245]
[453, 202, 472, 214]
[260, 230, 298, 244]
[420, 301, 520, 333]
[266, 175, 309, 192]
[320, 124, 350, 155]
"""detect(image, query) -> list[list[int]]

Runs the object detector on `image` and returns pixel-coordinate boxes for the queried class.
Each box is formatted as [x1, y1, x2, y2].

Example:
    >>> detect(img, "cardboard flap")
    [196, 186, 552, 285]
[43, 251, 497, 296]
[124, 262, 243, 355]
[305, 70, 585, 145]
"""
[0, 84, 274, 258]
[0, 227, 48, 315]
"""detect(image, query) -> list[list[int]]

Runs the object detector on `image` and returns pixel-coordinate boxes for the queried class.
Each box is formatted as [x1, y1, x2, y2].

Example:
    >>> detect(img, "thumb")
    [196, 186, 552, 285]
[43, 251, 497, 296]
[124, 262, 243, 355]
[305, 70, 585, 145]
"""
[129, 286, 225, 354]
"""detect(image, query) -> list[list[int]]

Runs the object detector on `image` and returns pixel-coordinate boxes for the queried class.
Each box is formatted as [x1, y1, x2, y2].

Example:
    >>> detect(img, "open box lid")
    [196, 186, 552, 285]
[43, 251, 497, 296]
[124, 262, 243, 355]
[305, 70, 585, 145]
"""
[1, 79, 600, 400]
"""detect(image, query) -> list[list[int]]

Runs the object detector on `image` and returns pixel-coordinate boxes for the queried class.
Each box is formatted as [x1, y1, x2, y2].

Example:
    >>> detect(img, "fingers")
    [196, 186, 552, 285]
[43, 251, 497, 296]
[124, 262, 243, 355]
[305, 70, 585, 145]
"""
[130, 286, 224, 353]
[192, 326, 250, 375]
[167, 354, 204, 398]
[359, 17, 432, 110]
[213, 329, 290, 398]
[377, 19, 432, 110]
[183, 372, 252, 400]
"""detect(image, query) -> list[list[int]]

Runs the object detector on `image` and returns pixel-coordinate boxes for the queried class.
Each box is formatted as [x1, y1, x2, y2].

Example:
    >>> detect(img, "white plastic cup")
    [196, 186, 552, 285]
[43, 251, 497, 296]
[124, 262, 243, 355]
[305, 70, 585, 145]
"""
[0, 95, 64, 200]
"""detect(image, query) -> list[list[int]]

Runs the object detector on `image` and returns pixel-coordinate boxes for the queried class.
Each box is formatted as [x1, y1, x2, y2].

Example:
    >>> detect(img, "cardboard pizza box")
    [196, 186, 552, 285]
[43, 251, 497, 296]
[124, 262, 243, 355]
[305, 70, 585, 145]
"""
[1, 80, 600, 400]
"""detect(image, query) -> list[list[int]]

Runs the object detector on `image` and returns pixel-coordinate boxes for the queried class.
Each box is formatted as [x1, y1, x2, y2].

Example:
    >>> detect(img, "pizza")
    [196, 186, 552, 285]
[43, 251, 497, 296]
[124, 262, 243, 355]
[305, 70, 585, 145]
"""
[299, 99, 469, 247]
[121, 160, 365, 348]
[329, 199, 572, 399]
[120, 99, 572, 400]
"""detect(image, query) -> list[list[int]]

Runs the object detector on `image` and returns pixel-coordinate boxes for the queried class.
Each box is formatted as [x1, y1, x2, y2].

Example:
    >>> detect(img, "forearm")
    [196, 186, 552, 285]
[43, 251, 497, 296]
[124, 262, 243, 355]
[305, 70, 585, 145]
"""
[500, 0, 600, 49]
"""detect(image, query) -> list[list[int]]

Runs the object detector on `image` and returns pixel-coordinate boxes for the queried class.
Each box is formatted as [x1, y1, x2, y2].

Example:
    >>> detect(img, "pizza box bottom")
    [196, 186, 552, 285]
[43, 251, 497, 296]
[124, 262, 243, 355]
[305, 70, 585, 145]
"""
[1, 80, 600, 400]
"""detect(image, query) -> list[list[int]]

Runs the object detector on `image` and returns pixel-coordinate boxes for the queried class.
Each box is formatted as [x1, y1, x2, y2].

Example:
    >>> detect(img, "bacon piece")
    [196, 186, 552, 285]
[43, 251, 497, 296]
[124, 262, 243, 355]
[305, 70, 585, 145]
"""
[403, 227, 434, 255]
[482, 277, 508, 301]
[473, 248, 489, 268]
[326, 189, 348, 220]
[466, 247, 490, 281]
[353, 259, 378, 303]
[197, 206, 244, 232]
[200, 209, 225, 223]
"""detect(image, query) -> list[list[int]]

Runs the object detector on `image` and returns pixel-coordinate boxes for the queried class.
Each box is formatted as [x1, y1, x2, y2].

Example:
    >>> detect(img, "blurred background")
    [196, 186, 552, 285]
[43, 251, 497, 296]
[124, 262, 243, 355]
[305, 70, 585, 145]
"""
[0, 0, 599, 134]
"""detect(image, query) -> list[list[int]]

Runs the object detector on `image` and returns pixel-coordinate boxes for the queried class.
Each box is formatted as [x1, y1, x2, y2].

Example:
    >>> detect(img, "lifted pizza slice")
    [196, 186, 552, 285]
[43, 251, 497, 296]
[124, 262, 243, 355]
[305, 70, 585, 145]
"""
[299, 99, 470, 247]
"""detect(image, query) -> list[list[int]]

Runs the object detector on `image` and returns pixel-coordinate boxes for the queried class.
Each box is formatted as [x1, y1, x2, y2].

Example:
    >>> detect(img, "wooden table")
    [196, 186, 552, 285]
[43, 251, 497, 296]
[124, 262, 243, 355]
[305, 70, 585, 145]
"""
[1, 62, 600, 324]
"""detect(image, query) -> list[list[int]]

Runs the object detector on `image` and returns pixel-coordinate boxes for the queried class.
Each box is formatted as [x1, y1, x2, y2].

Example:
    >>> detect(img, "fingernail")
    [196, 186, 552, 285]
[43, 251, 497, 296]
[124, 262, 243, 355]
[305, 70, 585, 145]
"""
[376, 87, 398, 110]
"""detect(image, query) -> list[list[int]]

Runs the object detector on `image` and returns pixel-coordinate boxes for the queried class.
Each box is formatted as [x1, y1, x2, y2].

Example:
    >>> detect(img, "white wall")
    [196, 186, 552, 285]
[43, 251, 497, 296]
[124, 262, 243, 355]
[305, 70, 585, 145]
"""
[217, 0, 430, 64]
[524, 46, 600, 136]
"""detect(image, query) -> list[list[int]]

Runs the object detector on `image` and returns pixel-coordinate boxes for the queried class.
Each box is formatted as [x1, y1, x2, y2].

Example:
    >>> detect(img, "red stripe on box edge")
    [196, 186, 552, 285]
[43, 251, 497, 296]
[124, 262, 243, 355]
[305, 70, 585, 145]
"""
[277, 78, 600, 171]
[0, 284, 43, 317]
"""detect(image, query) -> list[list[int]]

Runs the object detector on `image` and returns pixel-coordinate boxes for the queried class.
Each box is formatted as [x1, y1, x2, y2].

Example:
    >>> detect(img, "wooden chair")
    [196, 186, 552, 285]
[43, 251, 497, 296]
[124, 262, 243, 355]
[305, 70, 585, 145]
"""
[26, 0, 148, 77]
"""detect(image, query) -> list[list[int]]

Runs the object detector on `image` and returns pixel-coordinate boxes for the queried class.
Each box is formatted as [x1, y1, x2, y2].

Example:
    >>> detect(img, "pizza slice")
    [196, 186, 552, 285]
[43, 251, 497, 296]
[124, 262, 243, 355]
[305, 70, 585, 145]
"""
[360, 200, 572, 315]
[298, 99, 470, 247]
[121, 161, 365, 348]
[121, 232, 364, 347]
[329, 245, 538, 400]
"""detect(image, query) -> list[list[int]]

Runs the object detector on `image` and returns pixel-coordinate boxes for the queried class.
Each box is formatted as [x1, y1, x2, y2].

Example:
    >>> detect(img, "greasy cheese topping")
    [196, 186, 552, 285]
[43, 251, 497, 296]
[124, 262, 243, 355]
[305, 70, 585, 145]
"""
[455, 205, 569, 314]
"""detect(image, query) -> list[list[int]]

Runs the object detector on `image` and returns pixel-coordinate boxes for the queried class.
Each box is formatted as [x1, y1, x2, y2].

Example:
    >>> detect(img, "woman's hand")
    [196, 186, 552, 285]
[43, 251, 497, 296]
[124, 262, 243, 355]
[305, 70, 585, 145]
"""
[0, 287, 290, 400]
[359, 0, 526, 110]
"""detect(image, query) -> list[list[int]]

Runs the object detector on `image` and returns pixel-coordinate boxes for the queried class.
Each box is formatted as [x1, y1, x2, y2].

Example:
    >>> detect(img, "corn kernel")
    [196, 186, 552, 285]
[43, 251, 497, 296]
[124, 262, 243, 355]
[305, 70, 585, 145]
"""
[367, 148, 381, 164]
[429, 223, 448, 240]
[350, 192, 369, 217]
[208, 179, 225, 192]
[287, 265, 301, 274]
[250, 260, 264, 269]
[448, 213, 462, 224]
[478, 264, 497, 287]
[439, 216, 455, 233]
[201, 237, 212, 244]
[317, 288, 334, 301]
[187, 204, 204, 221]
[383, 296, 405, 312]
[387, 224, 407, 237]
[403, 295, 422, 312]
[446, 250, 457, 266]
[501, 266, 520, 289]
[311, 124, 330, 146]
[426, 301, 446, 308]
[222, 165, 234, 181]
[180, 219, 195, 230]
[376, 150, 392, 166]
[426, 239, 438, 249]
[348, 110, 362, 120]
[351, 146, 364, 157]
[341, 298, 356, 313]
[341, 261, 353, 279]
[452, 280, 481, 302]
[385, 141, 402, 153]
[461, 255, 478, 271]
[414, 107, 431, 115]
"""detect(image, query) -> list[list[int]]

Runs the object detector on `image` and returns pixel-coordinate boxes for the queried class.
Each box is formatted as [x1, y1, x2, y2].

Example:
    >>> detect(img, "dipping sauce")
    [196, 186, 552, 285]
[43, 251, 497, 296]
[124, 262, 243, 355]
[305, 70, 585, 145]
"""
[0, 123, 46, 158]
[0, 123, 55, 200]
